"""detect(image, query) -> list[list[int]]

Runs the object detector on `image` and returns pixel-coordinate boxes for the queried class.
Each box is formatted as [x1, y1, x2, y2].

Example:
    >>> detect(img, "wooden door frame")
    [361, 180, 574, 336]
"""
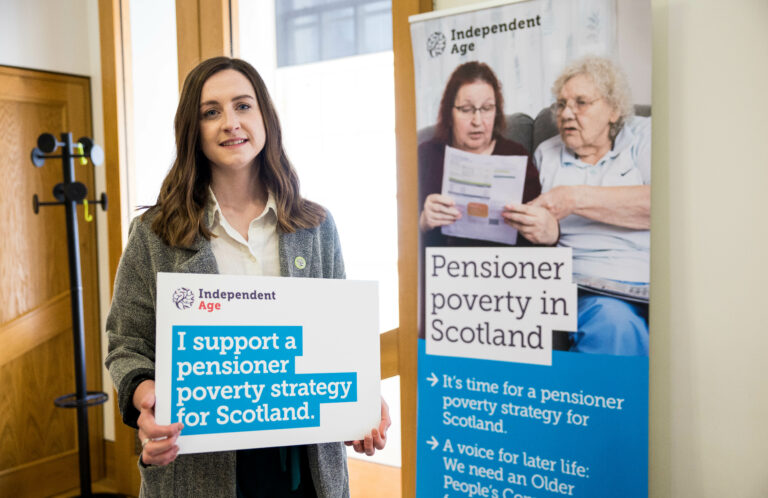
[391, 1, 433, 496]
[175, 0, 239, 88]
[98, 0, 136, 493]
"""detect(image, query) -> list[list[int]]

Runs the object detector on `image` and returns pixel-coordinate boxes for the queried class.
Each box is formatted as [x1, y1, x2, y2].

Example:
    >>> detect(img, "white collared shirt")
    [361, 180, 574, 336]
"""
[534, 116, 651, 283]
[207, 189, 280, 276]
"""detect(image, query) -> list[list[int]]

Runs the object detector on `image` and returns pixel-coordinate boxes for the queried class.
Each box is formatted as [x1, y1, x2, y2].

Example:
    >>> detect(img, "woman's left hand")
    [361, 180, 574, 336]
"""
[345, 396, 391, 456]
[502, 203, 559, 245]
[531, 185, 651, 229]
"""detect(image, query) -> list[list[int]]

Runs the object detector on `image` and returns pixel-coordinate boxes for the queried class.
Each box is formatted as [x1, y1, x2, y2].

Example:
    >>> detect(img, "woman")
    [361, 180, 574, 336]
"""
[417, 61, 547, 338]
[106, 57, 388, 497]
[418, 61, 546, 246]
[505, 56, 651, 356]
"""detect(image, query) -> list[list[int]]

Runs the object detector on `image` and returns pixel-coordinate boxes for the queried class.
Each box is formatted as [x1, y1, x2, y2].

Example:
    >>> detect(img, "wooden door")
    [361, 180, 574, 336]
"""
[0, 66, 104, 496]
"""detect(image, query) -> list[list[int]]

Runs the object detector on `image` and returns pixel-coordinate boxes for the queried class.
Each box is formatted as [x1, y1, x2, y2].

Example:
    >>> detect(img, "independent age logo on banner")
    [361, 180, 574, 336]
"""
[154, 272, 380, 454]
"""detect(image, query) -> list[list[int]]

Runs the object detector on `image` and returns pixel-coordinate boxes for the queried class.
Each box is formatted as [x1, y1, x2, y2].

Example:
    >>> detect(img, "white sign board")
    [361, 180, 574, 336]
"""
[440, 145, 527, 245]
[425, 247, 577, 366]
[155, 272, 380, 454]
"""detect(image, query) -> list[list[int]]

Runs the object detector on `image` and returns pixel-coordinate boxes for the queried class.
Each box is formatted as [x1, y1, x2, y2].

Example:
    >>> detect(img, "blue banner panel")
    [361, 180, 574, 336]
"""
[416, 339, 647, 498]
[170, 325, 357, 435]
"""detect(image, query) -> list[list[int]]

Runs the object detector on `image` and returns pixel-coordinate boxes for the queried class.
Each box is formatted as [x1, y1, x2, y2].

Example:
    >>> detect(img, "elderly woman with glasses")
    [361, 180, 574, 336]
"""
[505, 56, 651, 356]
[418, 61, 544, 245]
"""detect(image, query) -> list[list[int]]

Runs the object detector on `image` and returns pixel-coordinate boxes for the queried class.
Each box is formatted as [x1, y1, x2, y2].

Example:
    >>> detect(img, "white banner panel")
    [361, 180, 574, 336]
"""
[426, 247, 577, 365]
[410, 0, 617, 129]
[155, 272, 380, 454]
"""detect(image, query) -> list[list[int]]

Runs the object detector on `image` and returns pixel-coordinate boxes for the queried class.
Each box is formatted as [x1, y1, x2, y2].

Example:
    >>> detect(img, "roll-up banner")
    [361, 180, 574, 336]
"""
[410, 1, 651, 496]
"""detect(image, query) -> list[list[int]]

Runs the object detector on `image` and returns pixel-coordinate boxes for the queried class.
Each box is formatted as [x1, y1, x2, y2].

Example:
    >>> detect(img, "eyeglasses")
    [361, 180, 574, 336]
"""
[552, 97, 601, 115]
[453, 104, 496, 117]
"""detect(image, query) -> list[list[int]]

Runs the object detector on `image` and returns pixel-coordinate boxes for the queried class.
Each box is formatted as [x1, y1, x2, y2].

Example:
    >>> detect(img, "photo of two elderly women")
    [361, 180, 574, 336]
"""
[417, 56, 650, 357]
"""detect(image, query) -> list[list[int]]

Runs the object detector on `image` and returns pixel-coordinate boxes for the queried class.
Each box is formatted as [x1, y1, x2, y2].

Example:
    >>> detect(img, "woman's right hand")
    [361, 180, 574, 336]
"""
[502, 202, 559, 245]
[419, 194, 461, 231]
[134, 379, 184, 466]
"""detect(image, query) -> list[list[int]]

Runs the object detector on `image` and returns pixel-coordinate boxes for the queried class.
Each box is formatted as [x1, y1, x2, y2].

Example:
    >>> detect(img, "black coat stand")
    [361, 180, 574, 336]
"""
[31, 133, 118, 497]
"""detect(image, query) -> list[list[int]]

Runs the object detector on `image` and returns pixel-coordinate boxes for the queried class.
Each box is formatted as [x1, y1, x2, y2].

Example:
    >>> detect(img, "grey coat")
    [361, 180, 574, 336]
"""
[105, 211, 350, 497]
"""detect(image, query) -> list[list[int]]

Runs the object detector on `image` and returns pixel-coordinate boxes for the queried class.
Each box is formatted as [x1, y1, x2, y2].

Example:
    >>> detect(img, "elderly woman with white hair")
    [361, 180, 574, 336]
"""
[504, 56, 651, 356]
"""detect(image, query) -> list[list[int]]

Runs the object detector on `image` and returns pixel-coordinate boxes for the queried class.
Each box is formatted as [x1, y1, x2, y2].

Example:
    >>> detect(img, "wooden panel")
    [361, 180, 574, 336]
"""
[391, 1, 433, 497]
[0, 97, 69, 324]
[52, 478, 121, 498]
[0, 291, 71, 367]
[0, 450, 80, 498]
[99, 0, 130, 283]
[0, 333, 77, 470]
[198, 0, 232, 60]
[380, 328, 399, 380]
[348, 458, 402, 498]
[104, 440, 116, 488]
[176, 0, 202, 85]
[176, 0, 235, 86]
[0, 65, 104, 496]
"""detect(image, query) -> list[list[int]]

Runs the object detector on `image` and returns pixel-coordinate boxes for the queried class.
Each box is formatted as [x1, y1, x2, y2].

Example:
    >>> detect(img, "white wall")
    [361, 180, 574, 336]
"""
[127, 0, 178, 214]
[650, 0, 768, 495]
[0, 0, 114, 441]
[0, 0, 91, 75]
[433, 0, 768, 496]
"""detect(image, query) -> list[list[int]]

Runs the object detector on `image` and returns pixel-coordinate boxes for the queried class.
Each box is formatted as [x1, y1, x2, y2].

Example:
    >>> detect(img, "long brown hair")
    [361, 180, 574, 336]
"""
[146, 57, 325, 248]
[434, 61, 506, 144]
